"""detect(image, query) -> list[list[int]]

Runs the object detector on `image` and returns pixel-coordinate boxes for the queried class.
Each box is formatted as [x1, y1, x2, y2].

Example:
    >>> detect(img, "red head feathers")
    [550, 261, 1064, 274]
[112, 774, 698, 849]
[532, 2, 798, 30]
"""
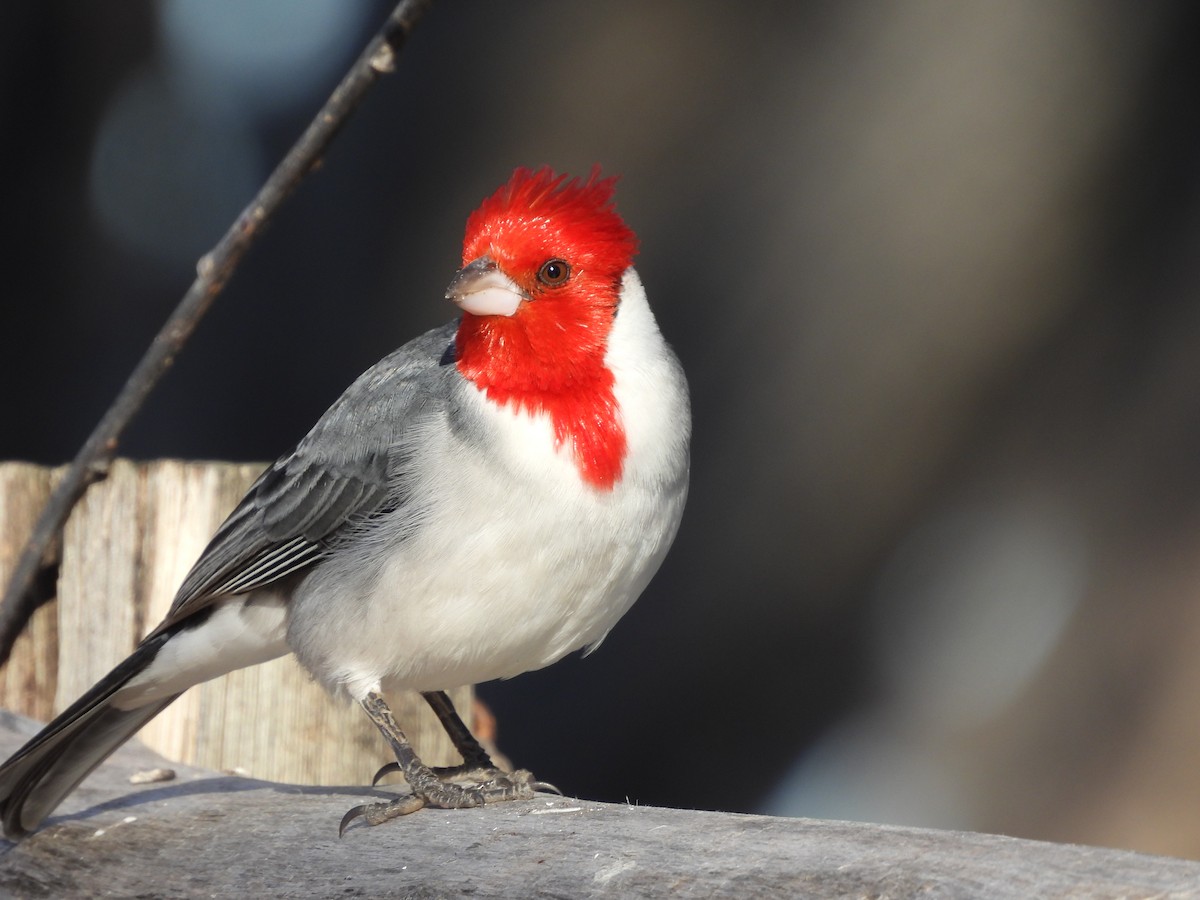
[461, 166, 638, 280]
[453, 167, 638, 490]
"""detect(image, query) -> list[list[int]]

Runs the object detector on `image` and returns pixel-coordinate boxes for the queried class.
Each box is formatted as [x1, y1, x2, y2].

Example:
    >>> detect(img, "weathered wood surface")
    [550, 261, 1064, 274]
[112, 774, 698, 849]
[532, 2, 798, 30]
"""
[0, 464, 58, 723]
[0, 460, 471, 786]
[1, 713, 1198, 898]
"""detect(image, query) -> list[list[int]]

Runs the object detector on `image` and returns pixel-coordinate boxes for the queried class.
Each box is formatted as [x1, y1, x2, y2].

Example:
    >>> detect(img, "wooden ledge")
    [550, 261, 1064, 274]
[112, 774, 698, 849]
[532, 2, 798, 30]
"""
[2, 712, 1198, 898]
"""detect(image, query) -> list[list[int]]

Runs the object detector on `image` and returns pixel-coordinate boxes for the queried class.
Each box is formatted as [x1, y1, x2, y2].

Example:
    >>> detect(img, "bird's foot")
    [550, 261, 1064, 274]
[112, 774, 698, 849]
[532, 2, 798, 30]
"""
[340, 769, 559, 834]
[345, 691, 559, 835]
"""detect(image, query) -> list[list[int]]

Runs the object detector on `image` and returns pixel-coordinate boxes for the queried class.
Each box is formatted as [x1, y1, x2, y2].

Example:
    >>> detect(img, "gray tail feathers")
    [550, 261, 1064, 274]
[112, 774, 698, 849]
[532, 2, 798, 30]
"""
[0, 633, 178, 839]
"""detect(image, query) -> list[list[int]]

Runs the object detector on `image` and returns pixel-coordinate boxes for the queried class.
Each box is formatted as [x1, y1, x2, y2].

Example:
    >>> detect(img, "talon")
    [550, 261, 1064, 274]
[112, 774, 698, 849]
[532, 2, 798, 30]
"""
[532, 781, 562, 795]
[339, 804, 367, 837]
[372, 761, 402, 786]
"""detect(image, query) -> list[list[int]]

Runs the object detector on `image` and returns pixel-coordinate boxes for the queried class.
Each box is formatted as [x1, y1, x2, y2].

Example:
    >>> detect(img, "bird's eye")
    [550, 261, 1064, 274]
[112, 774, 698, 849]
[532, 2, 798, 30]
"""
[537, 258, 571, 287]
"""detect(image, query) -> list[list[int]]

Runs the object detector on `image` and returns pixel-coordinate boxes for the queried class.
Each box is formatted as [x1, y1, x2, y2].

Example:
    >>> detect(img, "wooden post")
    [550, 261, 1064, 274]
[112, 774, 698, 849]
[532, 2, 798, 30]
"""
[0, 463, 59, 724]
[0, 460, 470, 784]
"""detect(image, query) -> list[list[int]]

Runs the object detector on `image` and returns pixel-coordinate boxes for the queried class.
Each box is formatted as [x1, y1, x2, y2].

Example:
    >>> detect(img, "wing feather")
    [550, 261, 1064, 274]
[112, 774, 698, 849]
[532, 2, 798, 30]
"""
[149, 322, 458, 635]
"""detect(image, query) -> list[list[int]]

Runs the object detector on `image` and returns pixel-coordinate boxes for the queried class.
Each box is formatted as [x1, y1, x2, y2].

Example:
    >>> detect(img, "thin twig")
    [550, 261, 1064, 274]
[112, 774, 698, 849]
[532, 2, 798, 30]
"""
[0, 0, 435, 665]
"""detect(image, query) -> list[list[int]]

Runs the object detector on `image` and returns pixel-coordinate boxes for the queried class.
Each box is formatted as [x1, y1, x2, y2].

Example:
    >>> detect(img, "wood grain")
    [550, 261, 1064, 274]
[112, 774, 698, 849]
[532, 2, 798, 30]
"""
[0, 463, 59, 722]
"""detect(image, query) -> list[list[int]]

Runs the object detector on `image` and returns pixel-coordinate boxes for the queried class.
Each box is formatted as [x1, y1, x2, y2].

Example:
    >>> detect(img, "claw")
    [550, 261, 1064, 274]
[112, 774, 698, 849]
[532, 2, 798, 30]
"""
[532, 780, 562, 796]
[372, 761, 402, 786]
[339, 804, 367, 838]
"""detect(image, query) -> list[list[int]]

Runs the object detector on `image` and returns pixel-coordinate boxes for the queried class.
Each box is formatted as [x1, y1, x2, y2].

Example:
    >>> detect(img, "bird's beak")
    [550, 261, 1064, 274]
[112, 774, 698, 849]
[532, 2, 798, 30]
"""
[445, 256, 529, 317]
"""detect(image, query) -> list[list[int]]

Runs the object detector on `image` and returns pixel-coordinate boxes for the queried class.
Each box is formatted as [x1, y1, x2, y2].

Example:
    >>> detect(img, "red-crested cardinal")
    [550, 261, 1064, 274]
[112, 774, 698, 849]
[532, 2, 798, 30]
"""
[0, 167, 691, 837]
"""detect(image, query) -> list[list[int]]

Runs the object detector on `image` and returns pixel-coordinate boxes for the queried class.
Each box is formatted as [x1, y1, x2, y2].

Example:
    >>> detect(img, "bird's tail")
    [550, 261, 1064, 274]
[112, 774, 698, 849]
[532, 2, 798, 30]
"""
[0, 632, 178, 839]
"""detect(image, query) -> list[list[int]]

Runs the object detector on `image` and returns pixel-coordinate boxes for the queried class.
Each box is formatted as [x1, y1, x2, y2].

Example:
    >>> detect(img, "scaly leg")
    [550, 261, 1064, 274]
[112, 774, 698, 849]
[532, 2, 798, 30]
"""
[341, 691, 551, 834]
[371, 691, 498, 785]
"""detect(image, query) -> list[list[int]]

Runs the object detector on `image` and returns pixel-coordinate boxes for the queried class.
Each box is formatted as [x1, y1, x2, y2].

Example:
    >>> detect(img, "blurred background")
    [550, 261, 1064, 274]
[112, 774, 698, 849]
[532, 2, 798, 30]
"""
[4, 0, 1200, 859]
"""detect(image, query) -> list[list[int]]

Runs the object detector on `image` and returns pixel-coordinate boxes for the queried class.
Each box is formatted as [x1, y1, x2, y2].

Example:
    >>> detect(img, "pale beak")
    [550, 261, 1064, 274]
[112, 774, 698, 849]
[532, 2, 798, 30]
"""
[445, 256, 529, 317]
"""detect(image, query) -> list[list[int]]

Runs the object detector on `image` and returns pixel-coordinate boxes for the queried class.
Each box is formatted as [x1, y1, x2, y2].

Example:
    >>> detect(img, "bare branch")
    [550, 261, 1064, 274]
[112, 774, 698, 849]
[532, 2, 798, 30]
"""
[0, 0, 435, 664]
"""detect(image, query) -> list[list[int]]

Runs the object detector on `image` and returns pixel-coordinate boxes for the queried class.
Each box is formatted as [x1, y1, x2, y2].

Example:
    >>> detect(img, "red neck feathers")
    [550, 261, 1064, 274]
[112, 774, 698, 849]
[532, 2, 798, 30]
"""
[453, 168, 639, 491]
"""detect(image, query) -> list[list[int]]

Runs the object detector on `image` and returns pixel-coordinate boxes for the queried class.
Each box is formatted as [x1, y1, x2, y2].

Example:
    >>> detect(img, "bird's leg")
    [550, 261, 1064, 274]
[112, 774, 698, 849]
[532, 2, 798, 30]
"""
[341, 691, 551, 834]
[419, 691, 560, 796]
[424, 696, 494, 772]
[368, 690, 496, 785]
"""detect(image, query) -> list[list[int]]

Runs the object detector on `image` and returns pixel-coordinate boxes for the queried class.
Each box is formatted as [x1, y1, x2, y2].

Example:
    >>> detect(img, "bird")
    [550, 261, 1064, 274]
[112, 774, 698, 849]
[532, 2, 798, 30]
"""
[0, 166, 691, 838]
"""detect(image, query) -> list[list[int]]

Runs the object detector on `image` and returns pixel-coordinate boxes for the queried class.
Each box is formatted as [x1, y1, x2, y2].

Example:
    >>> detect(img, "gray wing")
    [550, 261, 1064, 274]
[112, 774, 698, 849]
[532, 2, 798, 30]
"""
[151, 322, 459, 634]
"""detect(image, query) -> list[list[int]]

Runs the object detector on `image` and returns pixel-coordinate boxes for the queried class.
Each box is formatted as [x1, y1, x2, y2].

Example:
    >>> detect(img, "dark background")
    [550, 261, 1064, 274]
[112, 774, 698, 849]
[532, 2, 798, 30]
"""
[5, 0, 1200, 858]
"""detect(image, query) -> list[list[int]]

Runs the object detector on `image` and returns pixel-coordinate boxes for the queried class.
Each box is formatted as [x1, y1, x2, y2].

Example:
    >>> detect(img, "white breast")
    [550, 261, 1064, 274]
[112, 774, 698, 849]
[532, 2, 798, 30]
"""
[286, 268, 690, 702]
